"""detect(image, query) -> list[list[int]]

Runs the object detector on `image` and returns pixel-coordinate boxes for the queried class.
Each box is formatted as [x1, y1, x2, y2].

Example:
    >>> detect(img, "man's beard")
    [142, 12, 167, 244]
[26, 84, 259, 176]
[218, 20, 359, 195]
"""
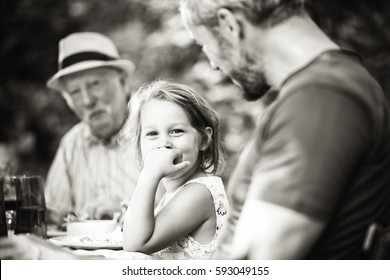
[228, 54, 271, 102]
[215, 33, 272, 101]
[231, 71, 271, 101]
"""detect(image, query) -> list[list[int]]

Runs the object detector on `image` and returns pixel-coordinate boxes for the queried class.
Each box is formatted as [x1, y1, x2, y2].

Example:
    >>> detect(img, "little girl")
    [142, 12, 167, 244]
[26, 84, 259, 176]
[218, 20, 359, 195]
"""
[121, 80, 229, 259]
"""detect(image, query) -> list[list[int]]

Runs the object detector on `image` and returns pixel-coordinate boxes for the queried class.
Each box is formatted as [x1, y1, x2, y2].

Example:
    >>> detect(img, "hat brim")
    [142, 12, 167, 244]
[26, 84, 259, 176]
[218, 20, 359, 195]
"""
[46, 59, 135, 92]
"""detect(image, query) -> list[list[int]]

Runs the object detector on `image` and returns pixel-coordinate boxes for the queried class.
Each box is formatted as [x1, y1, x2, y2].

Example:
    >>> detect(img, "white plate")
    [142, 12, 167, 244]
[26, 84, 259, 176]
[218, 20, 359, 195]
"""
[49, 232, 123, 250]
[47, 229, 67, 238]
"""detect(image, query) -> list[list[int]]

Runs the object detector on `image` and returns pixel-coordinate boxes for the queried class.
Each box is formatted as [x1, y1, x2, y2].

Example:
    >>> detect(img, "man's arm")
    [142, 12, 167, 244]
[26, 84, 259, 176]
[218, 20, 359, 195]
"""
[231, 199, 324, 259]
[45, 144, 72, 225]
[216, 86, 371, 259]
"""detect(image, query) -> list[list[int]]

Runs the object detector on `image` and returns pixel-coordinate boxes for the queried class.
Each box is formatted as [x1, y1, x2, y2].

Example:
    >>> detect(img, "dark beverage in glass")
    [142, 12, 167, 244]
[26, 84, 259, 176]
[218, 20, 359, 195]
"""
[1, 176, 19, 235]
[14, 176, 47, 238]
[0, 183, 7, 237]
[15, 206, 47, 238]
[0, 208, 6, 237]
[4, 200, 18, 211]
[3, 200, 19, 235]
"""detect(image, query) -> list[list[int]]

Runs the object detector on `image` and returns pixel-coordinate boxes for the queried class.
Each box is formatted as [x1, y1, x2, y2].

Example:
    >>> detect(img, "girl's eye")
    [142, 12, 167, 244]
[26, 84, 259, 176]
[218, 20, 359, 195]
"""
[171, 129, 184, 135]
[145, 131, 158, 137]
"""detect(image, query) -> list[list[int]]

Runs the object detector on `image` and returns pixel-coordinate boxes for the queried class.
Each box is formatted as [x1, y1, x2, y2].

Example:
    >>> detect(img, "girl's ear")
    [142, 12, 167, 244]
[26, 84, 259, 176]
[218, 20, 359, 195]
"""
[200, 127, 213, 151]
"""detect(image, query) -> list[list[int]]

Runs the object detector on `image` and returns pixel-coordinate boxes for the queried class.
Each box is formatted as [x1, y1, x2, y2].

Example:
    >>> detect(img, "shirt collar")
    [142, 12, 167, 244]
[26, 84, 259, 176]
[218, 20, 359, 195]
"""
[278, 48, 360, 93]
[83, 125, 120, 148]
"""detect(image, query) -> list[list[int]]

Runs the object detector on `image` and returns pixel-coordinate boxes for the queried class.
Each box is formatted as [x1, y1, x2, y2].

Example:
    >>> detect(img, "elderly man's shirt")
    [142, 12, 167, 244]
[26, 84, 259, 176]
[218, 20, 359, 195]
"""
[45, 122, 139, 224]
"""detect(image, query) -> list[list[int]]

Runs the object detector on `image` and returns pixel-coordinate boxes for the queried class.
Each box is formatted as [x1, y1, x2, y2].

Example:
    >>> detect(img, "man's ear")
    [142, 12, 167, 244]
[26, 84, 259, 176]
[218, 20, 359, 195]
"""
[58, 79, 75, 110]
[61, 91, 75, 110]
[119, 70, 131, 98]
[216, 8, 244, 42]
[200, 127, 213, 151]
[119, 70, 129, 88]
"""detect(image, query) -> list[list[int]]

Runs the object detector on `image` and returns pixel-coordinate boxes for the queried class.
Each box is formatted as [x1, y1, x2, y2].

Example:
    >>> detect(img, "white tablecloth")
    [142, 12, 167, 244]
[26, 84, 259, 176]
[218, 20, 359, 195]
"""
[73, 249, 155, 260]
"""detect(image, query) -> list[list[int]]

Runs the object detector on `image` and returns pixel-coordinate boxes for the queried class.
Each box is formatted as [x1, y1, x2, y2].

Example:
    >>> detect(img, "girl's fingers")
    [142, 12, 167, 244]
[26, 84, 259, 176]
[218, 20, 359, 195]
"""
[171, 149, 183, 163]
[172, 161, 190, 172]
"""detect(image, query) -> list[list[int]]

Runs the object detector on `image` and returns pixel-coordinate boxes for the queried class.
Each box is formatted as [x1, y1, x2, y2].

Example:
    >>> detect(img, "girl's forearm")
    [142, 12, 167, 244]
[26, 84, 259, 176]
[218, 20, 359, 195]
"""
[122, 172, 160, 252]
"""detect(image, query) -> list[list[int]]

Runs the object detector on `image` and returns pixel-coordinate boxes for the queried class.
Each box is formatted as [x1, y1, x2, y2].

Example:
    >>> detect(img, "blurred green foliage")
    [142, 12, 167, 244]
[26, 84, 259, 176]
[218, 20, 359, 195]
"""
[1, 0, 389, 181]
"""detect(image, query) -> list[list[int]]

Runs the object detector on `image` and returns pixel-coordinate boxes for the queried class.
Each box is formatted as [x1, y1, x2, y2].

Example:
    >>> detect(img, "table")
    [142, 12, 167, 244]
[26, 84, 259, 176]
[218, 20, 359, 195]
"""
[46, 224, 154, 260]
[73, 249, 154, 260]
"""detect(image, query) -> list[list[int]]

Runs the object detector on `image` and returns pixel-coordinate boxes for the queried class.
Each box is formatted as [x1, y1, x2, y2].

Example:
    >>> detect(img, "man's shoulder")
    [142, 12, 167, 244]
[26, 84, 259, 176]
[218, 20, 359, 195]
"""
[285, 50, 382, 97]
[279, 51, 386, 118]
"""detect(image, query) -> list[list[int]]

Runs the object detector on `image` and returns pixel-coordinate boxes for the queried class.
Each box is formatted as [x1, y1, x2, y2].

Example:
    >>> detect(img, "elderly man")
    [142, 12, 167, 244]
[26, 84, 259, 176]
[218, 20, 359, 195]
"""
[45, 32, 139, 224]
[180, 0, 390, 259]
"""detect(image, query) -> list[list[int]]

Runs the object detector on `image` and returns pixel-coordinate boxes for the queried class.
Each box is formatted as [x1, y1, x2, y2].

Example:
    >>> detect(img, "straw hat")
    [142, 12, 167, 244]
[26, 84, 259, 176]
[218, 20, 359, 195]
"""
[47, 32, 135, 91]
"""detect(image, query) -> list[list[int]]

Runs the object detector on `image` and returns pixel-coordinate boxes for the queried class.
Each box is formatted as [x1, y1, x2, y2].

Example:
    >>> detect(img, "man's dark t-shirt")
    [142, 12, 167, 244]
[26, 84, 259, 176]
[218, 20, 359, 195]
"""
[224, 50, 390, 259]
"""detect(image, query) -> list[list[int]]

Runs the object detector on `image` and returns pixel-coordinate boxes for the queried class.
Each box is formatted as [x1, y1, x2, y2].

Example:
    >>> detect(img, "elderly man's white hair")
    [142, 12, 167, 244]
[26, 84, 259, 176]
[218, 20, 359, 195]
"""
[180, 0, 305, 28]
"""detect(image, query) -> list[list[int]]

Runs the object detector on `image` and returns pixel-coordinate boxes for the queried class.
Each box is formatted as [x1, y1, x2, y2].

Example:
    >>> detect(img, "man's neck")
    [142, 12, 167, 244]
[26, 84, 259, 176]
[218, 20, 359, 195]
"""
[249, 14, 340, 90]
[87, 126, 121, 146]
[88, 110, 128, 145]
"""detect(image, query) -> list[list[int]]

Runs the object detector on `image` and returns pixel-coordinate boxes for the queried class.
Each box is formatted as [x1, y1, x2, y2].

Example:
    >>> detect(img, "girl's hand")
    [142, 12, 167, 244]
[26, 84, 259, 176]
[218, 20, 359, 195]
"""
[142, 147, 190, 180]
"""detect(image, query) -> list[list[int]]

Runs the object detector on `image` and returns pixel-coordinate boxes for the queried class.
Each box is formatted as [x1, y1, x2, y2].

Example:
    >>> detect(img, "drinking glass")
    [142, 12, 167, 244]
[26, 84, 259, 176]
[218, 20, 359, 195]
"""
[14, 175, 47, 238]
[0, 176, 19, 235]
[0, 179, 7, 237]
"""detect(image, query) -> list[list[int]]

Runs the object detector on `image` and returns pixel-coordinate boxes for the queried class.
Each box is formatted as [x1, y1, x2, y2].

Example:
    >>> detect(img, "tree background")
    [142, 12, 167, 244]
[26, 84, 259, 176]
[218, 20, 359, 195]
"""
[1, 0, 389, 182]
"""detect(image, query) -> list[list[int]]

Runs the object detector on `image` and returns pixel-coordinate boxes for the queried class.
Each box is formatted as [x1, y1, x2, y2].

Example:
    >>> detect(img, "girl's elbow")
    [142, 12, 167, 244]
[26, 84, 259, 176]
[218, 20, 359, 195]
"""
[122, 228, 142, 251]
[123, 244, 135, 252]
[122, 229, 155, 253]
[122, 239, 148, 253]
[123, 240, 142, 252]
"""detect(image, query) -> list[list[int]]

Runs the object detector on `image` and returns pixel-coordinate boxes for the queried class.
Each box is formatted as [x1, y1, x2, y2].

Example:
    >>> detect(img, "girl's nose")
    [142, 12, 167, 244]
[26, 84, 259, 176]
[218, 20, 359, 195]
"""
[158, 143, 172, 149]
[158, 136, 172, 149]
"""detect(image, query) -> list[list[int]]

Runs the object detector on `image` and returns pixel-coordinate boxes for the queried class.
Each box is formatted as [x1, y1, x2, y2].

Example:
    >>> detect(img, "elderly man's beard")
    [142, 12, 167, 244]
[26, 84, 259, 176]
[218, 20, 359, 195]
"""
[228, 53, 271, 102]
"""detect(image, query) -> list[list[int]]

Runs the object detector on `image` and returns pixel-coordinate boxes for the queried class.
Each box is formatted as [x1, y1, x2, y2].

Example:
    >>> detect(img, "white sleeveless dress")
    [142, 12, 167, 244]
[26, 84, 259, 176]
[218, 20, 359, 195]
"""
[153, 175, 230, 260]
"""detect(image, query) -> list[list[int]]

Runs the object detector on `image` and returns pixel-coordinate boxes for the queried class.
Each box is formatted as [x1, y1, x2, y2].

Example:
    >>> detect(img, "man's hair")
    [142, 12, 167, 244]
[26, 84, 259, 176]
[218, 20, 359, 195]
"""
[121, 80, 226, 175]
[180, 0, 305, 28]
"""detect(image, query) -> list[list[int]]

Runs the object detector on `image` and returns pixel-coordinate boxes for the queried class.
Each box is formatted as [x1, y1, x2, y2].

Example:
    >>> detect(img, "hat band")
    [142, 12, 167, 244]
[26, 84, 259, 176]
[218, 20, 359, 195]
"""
[60, 52, 116, 69]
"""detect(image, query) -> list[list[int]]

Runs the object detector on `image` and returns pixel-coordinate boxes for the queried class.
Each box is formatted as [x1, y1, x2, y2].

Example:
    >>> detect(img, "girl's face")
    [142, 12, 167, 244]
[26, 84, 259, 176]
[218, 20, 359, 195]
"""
[139, 99, 204, 178]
